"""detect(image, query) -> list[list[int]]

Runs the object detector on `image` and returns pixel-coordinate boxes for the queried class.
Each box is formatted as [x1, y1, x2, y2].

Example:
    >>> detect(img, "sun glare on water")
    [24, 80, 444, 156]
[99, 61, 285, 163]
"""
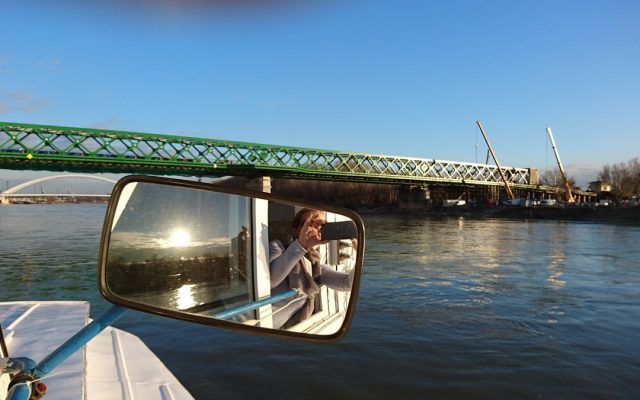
[176, 284, 196, 310]
[168, 228, 191, 247]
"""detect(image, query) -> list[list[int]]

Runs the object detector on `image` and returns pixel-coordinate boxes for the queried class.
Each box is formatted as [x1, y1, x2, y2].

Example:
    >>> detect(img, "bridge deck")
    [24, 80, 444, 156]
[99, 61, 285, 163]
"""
[1, 122, 534, 188]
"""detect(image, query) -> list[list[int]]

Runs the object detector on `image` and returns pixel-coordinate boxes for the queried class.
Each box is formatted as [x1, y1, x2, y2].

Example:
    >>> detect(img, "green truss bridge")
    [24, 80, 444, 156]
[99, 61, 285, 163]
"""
[1, 122, 535, 188]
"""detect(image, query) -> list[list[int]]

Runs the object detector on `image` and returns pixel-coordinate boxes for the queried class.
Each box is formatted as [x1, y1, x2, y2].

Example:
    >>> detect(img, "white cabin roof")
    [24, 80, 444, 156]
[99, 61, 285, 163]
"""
[0, 301, 193, 400]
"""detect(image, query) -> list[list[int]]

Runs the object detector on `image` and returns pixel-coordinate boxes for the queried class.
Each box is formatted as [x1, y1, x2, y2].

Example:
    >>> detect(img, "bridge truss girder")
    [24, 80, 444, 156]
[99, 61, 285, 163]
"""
[1, 122, 533, 188]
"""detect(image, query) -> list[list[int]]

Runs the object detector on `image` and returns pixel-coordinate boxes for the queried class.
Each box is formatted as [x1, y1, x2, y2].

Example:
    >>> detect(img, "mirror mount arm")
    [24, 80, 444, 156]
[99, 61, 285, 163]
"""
[30, 305, 127, 379]
[213, 289, 299, 320]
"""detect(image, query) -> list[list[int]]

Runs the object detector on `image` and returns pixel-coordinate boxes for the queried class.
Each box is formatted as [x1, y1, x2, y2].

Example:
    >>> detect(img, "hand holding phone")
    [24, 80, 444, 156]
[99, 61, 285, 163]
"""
[320, 221, 358, 241]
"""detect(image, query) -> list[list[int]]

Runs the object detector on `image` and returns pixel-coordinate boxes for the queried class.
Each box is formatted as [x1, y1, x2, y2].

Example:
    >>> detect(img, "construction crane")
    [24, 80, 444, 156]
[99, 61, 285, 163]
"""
[476, 120, 515, 200]
[546, 127, 575, 203]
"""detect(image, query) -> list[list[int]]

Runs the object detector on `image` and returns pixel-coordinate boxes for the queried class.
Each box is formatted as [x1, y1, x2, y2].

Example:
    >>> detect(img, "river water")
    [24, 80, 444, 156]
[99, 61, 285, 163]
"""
[1, 204, 639, 399]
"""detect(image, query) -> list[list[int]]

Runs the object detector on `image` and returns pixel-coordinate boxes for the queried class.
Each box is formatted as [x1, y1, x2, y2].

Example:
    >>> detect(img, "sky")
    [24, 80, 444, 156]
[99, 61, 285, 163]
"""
[1, 0, 639, 186]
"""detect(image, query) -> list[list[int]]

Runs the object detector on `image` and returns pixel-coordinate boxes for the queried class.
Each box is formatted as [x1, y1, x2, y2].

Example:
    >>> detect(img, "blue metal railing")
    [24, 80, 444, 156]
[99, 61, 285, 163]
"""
[5, 305, 127, 400]
[32, 305, 127, 378]
[214, 289, 299, 320]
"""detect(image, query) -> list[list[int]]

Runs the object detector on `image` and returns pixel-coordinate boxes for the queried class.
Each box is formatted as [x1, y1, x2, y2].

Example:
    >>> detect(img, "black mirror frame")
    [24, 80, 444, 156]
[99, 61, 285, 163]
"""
[98, 175, 365, 343]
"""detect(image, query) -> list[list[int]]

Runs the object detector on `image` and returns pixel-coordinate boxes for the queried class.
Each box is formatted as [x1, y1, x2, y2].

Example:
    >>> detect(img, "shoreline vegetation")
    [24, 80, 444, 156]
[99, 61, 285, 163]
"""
[4, 177, 639, 224]
[404, 206, 640, 224]
[267, 178, 640, 224]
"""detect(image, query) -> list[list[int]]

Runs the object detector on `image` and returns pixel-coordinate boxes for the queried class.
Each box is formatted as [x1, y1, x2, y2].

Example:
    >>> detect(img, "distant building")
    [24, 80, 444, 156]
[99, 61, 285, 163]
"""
[589, 180, 616, 204]
[588, 181, 612, 194]
[528, 168, 539, 185]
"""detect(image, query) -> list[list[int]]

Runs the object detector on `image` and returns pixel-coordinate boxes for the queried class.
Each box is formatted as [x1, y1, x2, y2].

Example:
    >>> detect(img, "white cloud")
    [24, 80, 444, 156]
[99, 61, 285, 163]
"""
[3, 91, 49, 114]
[8, 91, 34, 101]
[35, 58, 63, 75]
[89, 118, 122, 129]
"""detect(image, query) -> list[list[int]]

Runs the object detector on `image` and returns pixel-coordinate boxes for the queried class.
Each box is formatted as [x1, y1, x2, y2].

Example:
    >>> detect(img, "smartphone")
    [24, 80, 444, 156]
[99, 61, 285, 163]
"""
[320, 220, 358, 240]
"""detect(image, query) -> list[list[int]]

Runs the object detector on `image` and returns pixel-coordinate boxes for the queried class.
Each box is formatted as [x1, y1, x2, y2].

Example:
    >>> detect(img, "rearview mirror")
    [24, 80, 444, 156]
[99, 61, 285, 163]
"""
[98, 176, 364, 341]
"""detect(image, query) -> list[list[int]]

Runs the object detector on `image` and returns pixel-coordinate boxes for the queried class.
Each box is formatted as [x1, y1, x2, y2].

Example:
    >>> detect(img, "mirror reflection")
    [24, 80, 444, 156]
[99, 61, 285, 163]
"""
[105, 182, 358, 335]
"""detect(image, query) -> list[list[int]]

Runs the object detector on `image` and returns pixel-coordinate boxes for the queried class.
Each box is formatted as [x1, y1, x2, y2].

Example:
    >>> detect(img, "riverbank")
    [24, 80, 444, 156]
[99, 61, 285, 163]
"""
[483, 205, 640, 223]
[359, 205, 640, 224]
[267, 178, 640, 224]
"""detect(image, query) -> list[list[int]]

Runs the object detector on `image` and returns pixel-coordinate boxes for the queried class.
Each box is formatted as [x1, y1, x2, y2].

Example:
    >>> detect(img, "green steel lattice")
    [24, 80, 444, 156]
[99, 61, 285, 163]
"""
[0, 122, 532, 186]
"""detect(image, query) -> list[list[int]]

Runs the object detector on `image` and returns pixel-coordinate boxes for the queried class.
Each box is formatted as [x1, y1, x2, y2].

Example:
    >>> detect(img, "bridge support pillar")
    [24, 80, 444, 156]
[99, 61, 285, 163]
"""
[398, 184, 430, 210]
[0, 196, 8, 205]
[241, 176, 272, 193]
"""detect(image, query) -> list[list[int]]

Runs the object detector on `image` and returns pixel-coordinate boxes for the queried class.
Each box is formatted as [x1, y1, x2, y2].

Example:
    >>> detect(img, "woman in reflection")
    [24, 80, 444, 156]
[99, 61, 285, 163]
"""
[269, 209, 355, 329]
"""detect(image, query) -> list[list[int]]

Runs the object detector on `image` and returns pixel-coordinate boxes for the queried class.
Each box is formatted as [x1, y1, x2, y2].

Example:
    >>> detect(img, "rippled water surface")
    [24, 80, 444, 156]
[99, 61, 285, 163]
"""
[1, 205, 639, 399]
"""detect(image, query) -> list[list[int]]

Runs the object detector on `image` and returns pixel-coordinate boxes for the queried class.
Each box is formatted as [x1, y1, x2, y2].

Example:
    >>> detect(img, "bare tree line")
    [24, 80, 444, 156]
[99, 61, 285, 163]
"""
[539, 169, 577, 189]
[599, 158, 640, 199]
[539, 157, 640, 200]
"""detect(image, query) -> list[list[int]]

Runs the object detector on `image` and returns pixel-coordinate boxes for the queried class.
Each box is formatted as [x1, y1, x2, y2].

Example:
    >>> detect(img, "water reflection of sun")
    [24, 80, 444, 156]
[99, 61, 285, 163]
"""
[168, 228, 191, 247]
[176, 284, 197, 310]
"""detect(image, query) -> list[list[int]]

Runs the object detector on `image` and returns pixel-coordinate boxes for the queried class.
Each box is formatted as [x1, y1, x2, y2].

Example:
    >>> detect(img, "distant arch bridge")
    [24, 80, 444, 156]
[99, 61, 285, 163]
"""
[1, 174, 116, 204]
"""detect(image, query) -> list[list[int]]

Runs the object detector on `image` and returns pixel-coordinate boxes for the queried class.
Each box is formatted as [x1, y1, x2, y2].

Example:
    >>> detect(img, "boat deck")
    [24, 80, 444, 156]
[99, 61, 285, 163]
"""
[0, 301, 193, 400]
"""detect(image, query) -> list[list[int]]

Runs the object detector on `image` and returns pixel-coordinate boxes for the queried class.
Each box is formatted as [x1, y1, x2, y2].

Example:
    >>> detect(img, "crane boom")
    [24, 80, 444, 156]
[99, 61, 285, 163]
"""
[476, 120, 515, 200]
[546, 127, 575, 203]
